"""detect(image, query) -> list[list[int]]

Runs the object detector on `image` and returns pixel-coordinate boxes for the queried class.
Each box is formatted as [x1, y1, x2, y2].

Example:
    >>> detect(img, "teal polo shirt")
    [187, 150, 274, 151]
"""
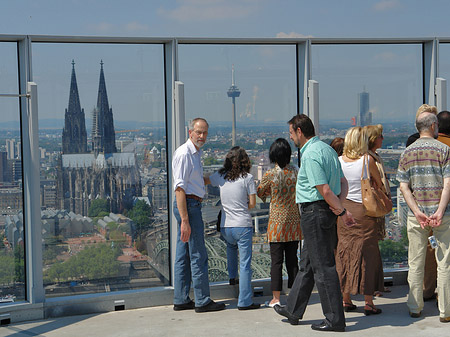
[296, 136, 344, 203]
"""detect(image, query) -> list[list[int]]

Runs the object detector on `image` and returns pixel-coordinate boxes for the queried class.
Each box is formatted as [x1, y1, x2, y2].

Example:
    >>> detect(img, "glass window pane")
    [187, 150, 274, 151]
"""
[312, 43, 422, 269]
[0, 42, 25, 303]
[438, 43, 450, 109]
[179, 44, 297, 283]
[32, 43, 169, 297]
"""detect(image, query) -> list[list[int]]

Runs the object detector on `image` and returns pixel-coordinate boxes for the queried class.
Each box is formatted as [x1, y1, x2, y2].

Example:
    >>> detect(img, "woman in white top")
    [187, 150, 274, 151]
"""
[335, 127, 385, 316]
[205, 146, 259, 310]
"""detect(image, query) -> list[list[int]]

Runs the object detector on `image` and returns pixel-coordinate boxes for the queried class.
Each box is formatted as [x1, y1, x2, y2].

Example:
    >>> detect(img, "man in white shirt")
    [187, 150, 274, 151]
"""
[172, 117, 225, 313]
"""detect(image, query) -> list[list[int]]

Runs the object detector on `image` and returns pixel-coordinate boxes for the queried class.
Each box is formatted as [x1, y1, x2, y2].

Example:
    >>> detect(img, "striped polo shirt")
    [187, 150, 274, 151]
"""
[397, 137, 450, 215]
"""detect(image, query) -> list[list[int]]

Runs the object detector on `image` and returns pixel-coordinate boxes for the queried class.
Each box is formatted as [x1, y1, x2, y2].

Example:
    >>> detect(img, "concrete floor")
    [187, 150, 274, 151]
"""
[1, 285, 448, 337]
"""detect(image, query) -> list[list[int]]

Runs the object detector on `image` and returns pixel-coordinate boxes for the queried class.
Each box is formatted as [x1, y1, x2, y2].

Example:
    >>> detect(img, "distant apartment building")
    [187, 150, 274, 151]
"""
[6, 139, 16, 159]
[0, 187, 23, 215]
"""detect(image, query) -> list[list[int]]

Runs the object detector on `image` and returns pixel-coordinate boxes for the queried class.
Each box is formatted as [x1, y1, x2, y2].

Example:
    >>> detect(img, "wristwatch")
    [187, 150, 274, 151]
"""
[338, 208, 347, 217]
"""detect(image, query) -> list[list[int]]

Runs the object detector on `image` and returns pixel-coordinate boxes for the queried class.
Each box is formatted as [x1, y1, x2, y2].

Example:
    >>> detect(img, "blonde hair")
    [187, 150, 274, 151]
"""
[415, 104, 437, 120]
[363, 124, 383, 150]
[343, 127, 368, 159]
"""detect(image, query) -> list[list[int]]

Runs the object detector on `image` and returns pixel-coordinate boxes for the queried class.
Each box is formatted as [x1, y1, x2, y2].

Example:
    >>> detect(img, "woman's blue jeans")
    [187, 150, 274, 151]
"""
[221, 226, 253, 307]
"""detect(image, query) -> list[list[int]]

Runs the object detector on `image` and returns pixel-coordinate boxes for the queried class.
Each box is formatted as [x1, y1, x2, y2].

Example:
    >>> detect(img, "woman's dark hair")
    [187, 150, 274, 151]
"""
[330, 137, 344, 156]
[269, 138, 291, 168]
[219, 146, 252, 181]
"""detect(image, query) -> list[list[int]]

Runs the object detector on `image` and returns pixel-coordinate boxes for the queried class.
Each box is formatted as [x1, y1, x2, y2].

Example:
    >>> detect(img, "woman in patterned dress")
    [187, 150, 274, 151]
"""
[257, 138, 302, 307]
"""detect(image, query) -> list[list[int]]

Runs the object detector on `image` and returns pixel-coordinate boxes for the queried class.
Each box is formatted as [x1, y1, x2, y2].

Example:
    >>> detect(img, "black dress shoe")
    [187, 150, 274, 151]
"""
[273, 304, 300, 325]
[173, 300, 195, 311]
[195, 300, 226, 313]
[311, 320, 345, 332]
[229, 278, 239, 285]
[238, 303, 260, 310]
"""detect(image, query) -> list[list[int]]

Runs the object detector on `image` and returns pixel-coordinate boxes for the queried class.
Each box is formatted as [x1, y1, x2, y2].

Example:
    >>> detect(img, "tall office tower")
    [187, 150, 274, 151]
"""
[227, 65, 241, 146]
[0, 151, 7, 182]
[92, 60, 117, 156]
[6, 139, 16, 159]
[358, 90, 372, 127]
[62, 60, 88, 154]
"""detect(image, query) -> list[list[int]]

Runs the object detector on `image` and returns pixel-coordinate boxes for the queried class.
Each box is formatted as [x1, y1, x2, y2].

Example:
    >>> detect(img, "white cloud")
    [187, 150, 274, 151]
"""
[374, 51, 397, 62]
[373, 0, 401, 12]
[124, 22, 150, 33]
[87, 22, 115, 34]
[276, 32, 313, 38]
[157, 0, 262, 22]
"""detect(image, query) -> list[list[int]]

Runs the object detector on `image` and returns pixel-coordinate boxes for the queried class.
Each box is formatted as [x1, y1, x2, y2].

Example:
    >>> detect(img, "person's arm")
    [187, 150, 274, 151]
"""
[256, 172, 271, 202]
[338, 176, 348, 204]
[204, 176, 211, 185]
[399, 182, 429, 229]
[175, 187, 191, 242]
[429, 177, 450, 227]
[316, 183, 355, 226]
[369, 156, 384, 191]
[248, 194, 256, 209]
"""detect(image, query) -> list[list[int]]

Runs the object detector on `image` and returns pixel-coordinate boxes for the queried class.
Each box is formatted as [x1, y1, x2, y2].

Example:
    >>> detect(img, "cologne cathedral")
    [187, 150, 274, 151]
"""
[57, 60, 141, 216]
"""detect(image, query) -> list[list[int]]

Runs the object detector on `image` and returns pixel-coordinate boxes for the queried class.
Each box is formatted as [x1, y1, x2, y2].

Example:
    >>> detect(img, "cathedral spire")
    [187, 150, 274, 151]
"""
[68, 59, 82, 116]
[92, 60, 117, 155]
[62, 60, 87, 154]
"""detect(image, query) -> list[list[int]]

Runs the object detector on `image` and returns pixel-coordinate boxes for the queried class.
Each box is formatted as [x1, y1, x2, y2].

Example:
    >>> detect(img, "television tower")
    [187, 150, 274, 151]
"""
[227, 64, 241, 146]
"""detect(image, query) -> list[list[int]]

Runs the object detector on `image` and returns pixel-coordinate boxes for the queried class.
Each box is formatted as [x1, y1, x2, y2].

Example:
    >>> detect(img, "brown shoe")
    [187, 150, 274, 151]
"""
[439, 316, 450, 323]
[409, 311, 421, 318]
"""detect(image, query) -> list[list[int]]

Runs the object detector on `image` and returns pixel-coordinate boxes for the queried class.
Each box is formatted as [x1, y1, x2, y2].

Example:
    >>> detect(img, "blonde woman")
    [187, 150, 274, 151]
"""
[335, 127, 384, 315]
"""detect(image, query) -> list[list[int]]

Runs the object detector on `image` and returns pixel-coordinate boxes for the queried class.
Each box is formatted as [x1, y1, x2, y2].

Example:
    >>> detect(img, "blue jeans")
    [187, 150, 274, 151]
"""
[286, 201, 345, 327]
[221, 226, 253, 307]
[173, 199, 211, 307]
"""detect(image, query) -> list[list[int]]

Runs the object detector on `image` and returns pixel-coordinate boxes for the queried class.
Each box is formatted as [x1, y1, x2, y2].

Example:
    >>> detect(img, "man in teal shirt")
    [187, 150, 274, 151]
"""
[274, 114, 355, 332]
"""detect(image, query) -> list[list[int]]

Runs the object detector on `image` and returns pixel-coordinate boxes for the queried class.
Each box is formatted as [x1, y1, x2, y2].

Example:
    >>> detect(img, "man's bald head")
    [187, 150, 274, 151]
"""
[416, 112, 438, 137]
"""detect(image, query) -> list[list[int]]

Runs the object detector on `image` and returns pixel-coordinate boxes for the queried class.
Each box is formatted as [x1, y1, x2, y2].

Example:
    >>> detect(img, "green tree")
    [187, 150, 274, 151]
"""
[44, 243, 121, 282]
[379, 239, 408, 263]
[204, 157, 220, 166]
[0, 251, 15, 284]
[88, 199, 109, 217]
[128, 200, 153, 238]
[14, 245, 25, 282]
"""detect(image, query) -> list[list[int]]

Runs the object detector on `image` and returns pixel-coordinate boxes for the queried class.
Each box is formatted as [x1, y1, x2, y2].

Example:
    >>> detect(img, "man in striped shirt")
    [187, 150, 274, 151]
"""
[397, 111, 450, 323]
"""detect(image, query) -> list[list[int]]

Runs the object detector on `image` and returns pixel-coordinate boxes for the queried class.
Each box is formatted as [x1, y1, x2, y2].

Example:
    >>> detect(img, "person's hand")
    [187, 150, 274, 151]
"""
[342, 210, 356, 227]
[180, 220, 191, 242]
[414, 211, 430, 229]
[429, 211, 443, 228]
[329, 205, 342, 215]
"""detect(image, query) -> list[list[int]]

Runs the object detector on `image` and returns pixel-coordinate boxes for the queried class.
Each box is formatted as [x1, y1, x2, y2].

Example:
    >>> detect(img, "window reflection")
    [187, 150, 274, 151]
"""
[0, 42, 25, 303]
[312, 43, 422, 269]
[33, 43, 169, 297]
[179, 44, 297, 282]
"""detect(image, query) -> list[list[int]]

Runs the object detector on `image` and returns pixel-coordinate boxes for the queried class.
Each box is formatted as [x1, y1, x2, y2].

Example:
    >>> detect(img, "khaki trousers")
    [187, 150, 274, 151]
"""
[407, 215, 450, 318]
[423, 237, 437, 299]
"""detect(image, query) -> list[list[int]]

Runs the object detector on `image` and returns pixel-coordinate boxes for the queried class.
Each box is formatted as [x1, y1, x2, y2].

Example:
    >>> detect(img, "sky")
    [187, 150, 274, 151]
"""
[2, 0, 450, 128]
[2, 0, 450, 39]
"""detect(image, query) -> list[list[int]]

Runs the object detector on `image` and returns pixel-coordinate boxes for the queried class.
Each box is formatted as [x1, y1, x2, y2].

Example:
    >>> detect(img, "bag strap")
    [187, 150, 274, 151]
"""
[361, 153, 371, 180]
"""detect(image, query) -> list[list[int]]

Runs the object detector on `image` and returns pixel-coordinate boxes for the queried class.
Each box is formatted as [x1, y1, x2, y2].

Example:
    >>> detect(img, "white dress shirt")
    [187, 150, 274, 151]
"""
[172, 138, 205, 198]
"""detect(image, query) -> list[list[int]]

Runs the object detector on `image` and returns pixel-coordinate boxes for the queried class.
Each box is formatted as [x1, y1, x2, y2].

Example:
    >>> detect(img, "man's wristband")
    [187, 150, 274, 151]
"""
[338, 208, 347, 217]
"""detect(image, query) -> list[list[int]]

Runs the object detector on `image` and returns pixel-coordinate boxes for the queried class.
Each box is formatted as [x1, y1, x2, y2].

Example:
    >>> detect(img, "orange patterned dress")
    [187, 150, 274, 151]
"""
[257, 164, 302, 242]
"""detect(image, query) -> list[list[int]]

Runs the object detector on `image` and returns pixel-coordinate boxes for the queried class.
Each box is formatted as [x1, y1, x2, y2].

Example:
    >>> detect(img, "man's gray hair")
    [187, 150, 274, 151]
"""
[189, 118, 209, 130]
[416, 112, 438, 133]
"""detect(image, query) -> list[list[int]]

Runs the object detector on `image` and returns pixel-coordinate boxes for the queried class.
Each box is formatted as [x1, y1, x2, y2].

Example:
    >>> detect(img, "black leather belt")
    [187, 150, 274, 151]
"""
[186, 194, 203, 202]
[301, 200, 328, 207]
